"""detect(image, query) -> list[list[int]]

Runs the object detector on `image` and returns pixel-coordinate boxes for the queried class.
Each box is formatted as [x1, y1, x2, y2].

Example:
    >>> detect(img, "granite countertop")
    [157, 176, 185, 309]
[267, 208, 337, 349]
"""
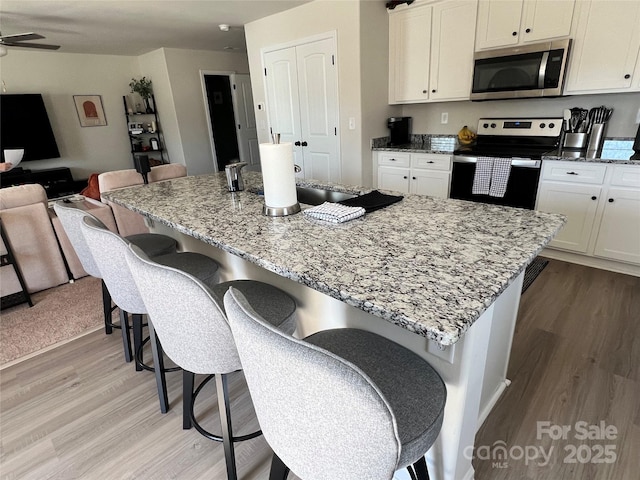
[103, 172, 565, 346]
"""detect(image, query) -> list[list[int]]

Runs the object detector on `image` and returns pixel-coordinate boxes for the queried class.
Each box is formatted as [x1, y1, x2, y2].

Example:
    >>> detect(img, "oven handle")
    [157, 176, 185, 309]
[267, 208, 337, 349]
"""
[453, 155, 541, 168]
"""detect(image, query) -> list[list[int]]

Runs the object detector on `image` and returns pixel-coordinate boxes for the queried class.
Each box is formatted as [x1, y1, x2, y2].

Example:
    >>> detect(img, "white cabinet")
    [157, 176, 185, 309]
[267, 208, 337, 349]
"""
[389, 0, 477, 103]
[564, 0, 640, 94]
[593, 167, 640, 265]
[537, 181, 601, 253]
[475, 0, 575, 50]
[263, 37, 340, 182]
[536, 161, 640, 266]
[376, 152, 452, 198]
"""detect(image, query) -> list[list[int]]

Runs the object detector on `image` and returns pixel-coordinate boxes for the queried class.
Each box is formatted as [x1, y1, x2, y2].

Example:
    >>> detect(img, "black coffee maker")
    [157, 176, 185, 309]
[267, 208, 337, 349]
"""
[631, 123, 640, 160]
[387, 117, 412, 146]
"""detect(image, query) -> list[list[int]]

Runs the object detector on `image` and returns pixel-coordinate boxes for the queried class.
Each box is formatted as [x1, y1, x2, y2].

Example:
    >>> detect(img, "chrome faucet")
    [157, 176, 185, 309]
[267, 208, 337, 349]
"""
[225, 161, 248, 192]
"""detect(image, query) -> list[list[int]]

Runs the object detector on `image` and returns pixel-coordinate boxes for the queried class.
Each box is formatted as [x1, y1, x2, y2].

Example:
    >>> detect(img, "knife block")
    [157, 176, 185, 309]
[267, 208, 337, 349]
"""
[587, 124, 605, 155]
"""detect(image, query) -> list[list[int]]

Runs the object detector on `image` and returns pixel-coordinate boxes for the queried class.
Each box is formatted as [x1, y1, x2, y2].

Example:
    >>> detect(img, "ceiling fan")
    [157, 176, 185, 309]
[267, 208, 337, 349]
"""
[0, 32, 60, 56]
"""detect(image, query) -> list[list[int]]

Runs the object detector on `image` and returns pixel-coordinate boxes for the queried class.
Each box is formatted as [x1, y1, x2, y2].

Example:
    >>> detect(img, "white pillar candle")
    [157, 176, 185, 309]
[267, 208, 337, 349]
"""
[259, 142, 298, 209]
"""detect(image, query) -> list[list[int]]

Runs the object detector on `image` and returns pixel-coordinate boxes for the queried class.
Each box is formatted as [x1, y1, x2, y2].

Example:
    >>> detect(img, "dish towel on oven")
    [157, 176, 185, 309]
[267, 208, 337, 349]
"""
[471, 157, 512, 198]
[303, 202, 366, 223]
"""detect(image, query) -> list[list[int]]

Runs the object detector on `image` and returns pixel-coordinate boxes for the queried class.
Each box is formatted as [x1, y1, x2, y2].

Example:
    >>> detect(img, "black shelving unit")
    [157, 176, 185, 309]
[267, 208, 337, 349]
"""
[122, 94, 168, 168]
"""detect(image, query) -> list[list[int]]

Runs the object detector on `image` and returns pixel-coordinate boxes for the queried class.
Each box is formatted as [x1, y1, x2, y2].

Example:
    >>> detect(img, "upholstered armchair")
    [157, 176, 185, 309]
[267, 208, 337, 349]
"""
[0, 184, 68, 297]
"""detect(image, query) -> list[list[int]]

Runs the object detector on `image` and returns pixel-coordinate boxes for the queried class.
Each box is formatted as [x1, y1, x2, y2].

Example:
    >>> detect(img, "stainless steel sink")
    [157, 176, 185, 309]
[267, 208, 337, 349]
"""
[295, 186, 358, 206]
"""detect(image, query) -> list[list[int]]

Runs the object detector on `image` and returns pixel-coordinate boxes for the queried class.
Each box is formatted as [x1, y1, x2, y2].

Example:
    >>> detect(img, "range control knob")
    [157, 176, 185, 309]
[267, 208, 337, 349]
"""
[549, 122, 555, 129]
[539, 123, 546, 128]
[483, 123, 489, 128]
[490, 123, 497, 128]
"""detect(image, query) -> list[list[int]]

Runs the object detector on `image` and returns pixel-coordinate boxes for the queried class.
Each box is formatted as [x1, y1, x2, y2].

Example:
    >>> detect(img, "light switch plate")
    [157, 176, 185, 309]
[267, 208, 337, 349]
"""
[441, 112, 448, 124]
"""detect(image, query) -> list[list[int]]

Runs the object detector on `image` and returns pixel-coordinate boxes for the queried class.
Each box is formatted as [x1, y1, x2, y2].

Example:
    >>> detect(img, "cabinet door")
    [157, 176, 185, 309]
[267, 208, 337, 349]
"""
[475, 0, 523, 50]
[536, 182, 601, 253]
[430, 0, 477, 101]
[410, 170, 451, 198]
[389, 4, 432, 103]
[565, 0, 640, 93]
[378, 166, 411, 194]
[520, 0, 574, 43]
[593, 188, 640, 265]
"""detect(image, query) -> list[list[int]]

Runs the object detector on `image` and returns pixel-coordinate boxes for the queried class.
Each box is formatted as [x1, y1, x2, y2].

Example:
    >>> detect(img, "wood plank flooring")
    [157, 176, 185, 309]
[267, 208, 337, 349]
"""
[474, 259, 640, 479]
[1, 259, 638, 479]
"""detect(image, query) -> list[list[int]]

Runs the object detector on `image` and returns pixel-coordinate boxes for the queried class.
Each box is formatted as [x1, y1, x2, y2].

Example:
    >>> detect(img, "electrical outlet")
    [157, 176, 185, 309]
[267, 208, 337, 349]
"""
[349, 117, 356, 130]
[636, 107, 640, 123]
[441, 112, 448, 124]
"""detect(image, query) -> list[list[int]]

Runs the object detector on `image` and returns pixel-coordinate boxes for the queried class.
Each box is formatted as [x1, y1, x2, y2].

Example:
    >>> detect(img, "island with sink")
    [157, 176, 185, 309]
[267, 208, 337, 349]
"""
[103, 171, 565, 480]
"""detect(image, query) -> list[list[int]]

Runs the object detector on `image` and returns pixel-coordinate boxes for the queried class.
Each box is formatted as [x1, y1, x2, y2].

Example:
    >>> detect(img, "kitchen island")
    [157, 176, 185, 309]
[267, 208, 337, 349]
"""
[103, 171, 564, 480]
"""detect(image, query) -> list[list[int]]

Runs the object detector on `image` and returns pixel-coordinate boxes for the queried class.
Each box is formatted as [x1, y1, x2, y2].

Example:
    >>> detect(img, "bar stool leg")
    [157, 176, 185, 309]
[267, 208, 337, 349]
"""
[268, 453, 290, 480]
[132, 314, 144, 372]
[120, 310, 132, 362]
[412, 456, 430, 480]
[216, 373, 238, 480]
[101, 280, 113, 334]
[149, 320, 169, 413]
[183, 370, 194, 429]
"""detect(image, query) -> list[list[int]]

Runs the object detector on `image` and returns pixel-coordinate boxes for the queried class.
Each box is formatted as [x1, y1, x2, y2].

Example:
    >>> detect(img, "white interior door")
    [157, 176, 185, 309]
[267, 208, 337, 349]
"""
[263, 47, 304, 172]
[295, 38, 340, 182]
[231, 74, 259, 169]
[263, 35, 340, 182]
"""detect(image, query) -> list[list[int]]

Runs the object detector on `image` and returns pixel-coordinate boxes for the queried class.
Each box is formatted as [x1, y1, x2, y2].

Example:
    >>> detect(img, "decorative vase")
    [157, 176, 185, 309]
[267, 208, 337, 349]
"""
[144, 97, 153, 114]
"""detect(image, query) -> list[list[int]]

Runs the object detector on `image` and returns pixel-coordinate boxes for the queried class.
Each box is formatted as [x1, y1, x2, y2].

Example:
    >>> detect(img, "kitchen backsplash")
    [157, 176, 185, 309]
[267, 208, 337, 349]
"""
[371, 134, 457, 151]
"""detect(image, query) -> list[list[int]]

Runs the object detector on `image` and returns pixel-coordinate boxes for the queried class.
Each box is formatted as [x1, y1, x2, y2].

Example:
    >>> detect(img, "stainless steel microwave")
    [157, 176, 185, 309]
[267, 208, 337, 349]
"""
[470, 39, 571, 101]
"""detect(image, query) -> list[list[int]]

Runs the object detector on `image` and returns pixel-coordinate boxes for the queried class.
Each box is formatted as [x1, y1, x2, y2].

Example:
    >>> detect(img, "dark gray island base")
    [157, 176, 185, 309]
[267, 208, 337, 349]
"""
[104, 171, 564, 480]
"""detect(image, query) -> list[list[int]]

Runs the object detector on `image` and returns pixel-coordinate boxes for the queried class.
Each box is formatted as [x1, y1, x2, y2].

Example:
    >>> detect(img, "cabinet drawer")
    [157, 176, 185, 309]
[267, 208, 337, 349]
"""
[542, 161, 606, 184]
[412, 154, 452, 171]
[610, 165, 640, 188]
[378, 152, 410, 167]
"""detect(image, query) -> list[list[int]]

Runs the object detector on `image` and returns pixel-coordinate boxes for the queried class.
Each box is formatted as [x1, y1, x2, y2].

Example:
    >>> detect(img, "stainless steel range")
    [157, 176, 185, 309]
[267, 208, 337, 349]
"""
[452, 117, 563, 209]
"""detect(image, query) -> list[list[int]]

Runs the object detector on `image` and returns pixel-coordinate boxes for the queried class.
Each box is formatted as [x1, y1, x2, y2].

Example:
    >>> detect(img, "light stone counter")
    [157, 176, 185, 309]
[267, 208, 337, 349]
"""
[103, 171, 564, 346]
[103, 171, 565, 480]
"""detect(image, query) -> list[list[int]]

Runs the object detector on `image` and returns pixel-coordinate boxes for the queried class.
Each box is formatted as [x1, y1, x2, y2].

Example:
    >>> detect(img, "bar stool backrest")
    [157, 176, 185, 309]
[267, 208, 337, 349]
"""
[53, 202, 103, 278]
[124, 244, 241, 375]
[80, 216, 146, 314]
[223, 287, 402, 480]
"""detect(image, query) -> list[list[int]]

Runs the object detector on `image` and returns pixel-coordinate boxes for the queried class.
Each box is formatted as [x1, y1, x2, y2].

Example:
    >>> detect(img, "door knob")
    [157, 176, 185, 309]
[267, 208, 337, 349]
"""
[301, 141, 308, 147]
[294, 141, 301, 146]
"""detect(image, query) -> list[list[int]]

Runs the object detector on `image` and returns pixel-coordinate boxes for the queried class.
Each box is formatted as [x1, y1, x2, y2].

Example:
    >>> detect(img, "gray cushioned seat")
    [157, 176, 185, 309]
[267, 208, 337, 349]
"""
[305, 328, 446, 469]
[126, 233, 177, 258]
[154, 252, 219, 289]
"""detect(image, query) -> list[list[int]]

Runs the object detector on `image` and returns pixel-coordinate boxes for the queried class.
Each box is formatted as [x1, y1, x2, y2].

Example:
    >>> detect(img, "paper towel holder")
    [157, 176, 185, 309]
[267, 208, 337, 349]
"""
[263, 203, 301, 216]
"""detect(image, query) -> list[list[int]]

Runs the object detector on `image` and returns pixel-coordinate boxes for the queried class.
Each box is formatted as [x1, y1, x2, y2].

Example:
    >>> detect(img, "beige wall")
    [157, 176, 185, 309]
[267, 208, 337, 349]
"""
[162, 48, 250, 175]
[0, 47, 250, 181]
[0, 50, 138, 180]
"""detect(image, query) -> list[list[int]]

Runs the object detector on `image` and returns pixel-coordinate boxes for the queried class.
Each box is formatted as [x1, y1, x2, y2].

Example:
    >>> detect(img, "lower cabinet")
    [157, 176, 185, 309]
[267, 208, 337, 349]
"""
[536, 161, 640, 266]
[375, 152, 452, 198]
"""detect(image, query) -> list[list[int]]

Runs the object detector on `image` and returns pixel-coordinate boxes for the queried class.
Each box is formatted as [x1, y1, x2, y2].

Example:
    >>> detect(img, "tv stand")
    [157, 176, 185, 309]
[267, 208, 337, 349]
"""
[1, 167, 87, 199]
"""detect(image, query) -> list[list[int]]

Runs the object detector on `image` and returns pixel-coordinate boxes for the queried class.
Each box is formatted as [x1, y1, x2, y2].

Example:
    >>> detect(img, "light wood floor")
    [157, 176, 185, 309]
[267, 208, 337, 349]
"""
[1, 259, 638, 479]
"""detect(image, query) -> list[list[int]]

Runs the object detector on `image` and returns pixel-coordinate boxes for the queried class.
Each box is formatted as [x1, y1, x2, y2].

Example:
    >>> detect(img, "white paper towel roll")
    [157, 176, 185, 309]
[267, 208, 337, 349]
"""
[259, 142, 298, 209]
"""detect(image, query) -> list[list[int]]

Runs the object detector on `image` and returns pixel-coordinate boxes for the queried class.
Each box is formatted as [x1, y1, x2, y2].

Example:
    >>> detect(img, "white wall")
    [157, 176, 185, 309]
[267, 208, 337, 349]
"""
[0, 50, 139, 180]
[401, 93, 640, 138]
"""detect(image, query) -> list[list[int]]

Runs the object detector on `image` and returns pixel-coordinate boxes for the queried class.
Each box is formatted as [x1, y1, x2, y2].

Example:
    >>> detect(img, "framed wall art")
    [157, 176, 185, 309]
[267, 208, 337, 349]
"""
[73, 95, 107, 127]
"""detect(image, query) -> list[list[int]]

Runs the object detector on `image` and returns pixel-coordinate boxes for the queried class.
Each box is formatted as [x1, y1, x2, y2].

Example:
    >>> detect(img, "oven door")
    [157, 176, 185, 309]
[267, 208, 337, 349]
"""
[450, 156, 541, 209]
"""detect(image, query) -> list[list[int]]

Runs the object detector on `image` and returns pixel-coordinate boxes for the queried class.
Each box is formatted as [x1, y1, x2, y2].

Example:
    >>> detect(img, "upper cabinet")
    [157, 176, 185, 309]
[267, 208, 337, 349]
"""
[475, 0, 575, 50]
[564, 0, 640, 94]
[389, 0, 477, 104]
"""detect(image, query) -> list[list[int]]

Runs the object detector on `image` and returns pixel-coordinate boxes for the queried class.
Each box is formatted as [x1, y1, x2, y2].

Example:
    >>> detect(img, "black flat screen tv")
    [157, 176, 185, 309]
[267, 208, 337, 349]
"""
[0, 94, 61, 162]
